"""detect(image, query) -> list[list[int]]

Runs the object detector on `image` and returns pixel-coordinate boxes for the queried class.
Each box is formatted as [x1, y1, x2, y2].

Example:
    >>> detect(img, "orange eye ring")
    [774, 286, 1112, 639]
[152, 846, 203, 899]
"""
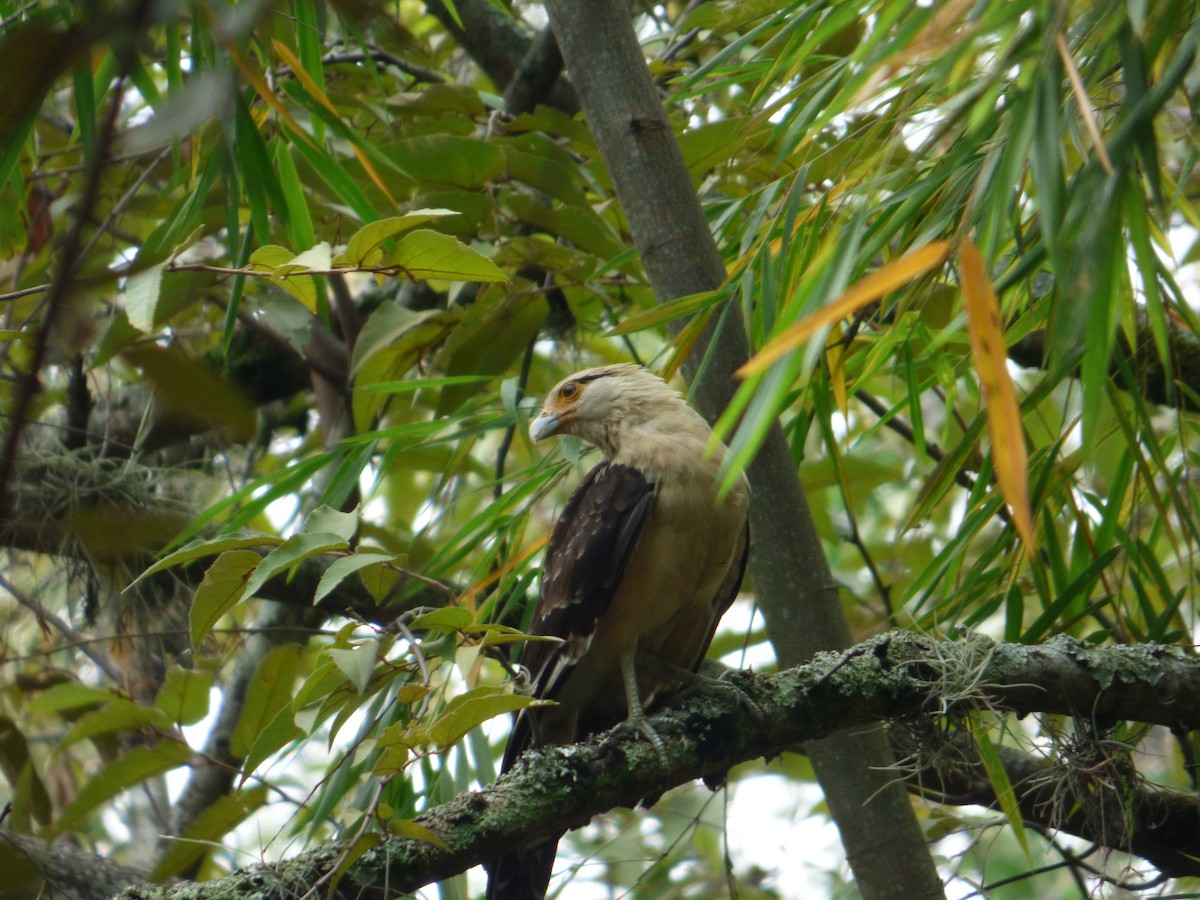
[560, 382, 579, 399]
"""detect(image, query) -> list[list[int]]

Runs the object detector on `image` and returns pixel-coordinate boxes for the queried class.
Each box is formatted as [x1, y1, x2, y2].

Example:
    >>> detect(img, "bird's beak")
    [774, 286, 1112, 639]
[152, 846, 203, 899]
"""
[529, 411, 560, 442]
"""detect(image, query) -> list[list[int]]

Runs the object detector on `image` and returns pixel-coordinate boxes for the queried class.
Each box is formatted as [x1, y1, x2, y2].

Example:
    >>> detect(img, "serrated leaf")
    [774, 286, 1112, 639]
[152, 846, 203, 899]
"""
[959, 242, 1035, 553]
[190, 550, 261, 649]
[242, 532, 349, 599]
[155, 666, 214, 726]
[48, 741, 191, 838]
[231, 644, 301, 766]
[149, 786, 268, 881]
[335, 210, 460, 267]
[428, 687, 543, 748]
[314, 550, 397, 605]
[387, 229, 506, 283]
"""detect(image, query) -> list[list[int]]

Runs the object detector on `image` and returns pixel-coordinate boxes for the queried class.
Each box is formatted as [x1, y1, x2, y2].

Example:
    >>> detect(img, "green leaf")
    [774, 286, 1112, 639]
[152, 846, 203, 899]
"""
[313, 549, 397, 606]
[26, 684, 115, 715]
[121, 345, 256, 441]
[190, 549, 261, 649]
[973, 725, 1031, 861]
[389, 135, 504, 189]
[435, 293, 547, 414]
[427, 686, 544, 748]
[327, 640, 380, 695]
[0, 717, 52, 827]
[335, 210, 461, 267]
[387, 818, 451, 851]
[231, 644, 301, 763]
[60, 701, 171, 748]
[149, 786, 268, 881]
[131, 534, 280, 588]
[155, 666, 214, 726]
[279, 241, 332, 275]
[48, 741, 191, 838]
[386, 229, 506, 283]
[250, 243, 320, 312]
[303, 505, 359, 542]
[242, 532, 350, 600]
[350, 302, 462, 377]
[123, 261, 165, 333]
[409, 607, 473, 632]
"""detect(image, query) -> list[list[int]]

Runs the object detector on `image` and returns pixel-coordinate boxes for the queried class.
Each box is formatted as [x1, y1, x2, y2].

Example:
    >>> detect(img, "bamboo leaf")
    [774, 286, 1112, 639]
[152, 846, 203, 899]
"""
[958, 242, 1035, 552]
[149, 787, 268, 881]
[740, 241, 950, 376]
[973, 725, 1032, 861]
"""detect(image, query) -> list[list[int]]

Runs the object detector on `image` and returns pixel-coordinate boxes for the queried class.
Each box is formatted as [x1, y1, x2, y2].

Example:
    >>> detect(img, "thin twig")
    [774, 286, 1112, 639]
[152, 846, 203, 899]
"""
[0, 572, 124, 683]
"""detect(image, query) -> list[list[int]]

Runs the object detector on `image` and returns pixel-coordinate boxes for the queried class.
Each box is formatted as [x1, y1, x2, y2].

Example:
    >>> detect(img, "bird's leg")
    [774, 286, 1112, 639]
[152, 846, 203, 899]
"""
[637, 655, 764, 721]
[619, 652, 668, 763]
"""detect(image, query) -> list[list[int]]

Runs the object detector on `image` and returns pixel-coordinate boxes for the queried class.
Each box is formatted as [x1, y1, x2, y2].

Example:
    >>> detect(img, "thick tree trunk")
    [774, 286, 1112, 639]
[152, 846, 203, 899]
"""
[538, 1, 945, 896]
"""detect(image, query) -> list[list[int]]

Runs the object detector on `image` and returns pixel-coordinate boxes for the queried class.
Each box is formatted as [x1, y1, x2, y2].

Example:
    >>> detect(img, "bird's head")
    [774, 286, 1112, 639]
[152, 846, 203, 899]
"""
[529, 363, 683, 455]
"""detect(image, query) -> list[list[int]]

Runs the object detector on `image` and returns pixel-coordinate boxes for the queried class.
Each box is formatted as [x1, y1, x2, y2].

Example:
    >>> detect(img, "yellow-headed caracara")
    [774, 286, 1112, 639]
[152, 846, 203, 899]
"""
[487, 363, 750, 900]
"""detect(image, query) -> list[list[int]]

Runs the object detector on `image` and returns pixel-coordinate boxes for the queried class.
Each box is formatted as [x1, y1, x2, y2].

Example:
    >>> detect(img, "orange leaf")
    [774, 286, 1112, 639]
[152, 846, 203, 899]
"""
[958, 242, 1035, 552]
[271, 40, 399, 209]
[739, 241, 950, 376]
[228, 48, 315, 150]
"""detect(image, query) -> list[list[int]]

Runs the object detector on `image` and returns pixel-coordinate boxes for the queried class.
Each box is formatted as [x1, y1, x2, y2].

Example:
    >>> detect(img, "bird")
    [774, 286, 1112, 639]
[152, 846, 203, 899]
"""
[486, 362, 751, 900]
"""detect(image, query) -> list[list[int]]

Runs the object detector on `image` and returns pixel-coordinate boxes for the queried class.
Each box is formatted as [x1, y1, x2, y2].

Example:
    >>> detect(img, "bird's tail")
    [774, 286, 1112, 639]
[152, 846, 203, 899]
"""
[486, 837, 558, 900]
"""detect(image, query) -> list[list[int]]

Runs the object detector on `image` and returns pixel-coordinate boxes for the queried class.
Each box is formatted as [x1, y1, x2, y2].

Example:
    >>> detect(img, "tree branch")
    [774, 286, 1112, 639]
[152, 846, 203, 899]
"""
[109, 632, 1200, 899]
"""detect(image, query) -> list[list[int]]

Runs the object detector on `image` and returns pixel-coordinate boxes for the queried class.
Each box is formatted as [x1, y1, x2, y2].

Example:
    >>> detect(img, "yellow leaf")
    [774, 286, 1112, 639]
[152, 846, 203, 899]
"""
[228, 48, 314, 150]
[958, 242, 1035, 552]
[826, 340, 848, 419]
[271, 40, 399, 209]
[739, 241, 951, 376]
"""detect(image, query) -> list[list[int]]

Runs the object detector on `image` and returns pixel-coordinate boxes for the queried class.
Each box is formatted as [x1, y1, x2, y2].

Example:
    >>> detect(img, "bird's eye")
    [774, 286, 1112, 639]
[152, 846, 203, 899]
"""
[560, 382, 580, 399]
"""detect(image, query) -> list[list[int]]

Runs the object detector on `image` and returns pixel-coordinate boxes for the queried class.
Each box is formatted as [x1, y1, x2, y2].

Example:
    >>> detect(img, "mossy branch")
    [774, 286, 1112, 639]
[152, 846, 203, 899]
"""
[104, 632, 1200, 900]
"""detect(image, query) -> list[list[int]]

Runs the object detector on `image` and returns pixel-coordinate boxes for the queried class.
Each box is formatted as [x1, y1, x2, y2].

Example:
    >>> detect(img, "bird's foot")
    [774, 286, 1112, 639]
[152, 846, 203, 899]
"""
[638, 657, 764, 720]
[614, 710, 671, 766]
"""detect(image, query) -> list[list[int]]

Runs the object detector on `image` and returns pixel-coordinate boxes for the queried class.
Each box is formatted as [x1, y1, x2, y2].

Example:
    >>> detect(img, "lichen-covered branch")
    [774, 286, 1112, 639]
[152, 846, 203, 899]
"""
[109, 632, 1200, 899]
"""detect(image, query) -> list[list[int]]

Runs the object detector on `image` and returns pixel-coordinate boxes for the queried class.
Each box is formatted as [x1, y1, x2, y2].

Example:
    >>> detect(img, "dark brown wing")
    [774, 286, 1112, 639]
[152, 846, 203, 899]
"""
[503, 462, 655, 772]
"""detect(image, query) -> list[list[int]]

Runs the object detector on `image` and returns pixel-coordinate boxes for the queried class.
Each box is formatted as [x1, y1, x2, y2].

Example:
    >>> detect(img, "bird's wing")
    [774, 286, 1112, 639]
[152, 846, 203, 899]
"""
[695, 516, 751, 669]
[503, 461, 655, 771]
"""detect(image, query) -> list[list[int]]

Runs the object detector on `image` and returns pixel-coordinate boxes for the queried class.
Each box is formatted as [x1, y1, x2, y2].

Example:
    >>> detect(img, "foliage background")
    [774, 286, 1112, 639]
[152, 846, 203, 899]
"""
[1, 0, 1200, 897]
